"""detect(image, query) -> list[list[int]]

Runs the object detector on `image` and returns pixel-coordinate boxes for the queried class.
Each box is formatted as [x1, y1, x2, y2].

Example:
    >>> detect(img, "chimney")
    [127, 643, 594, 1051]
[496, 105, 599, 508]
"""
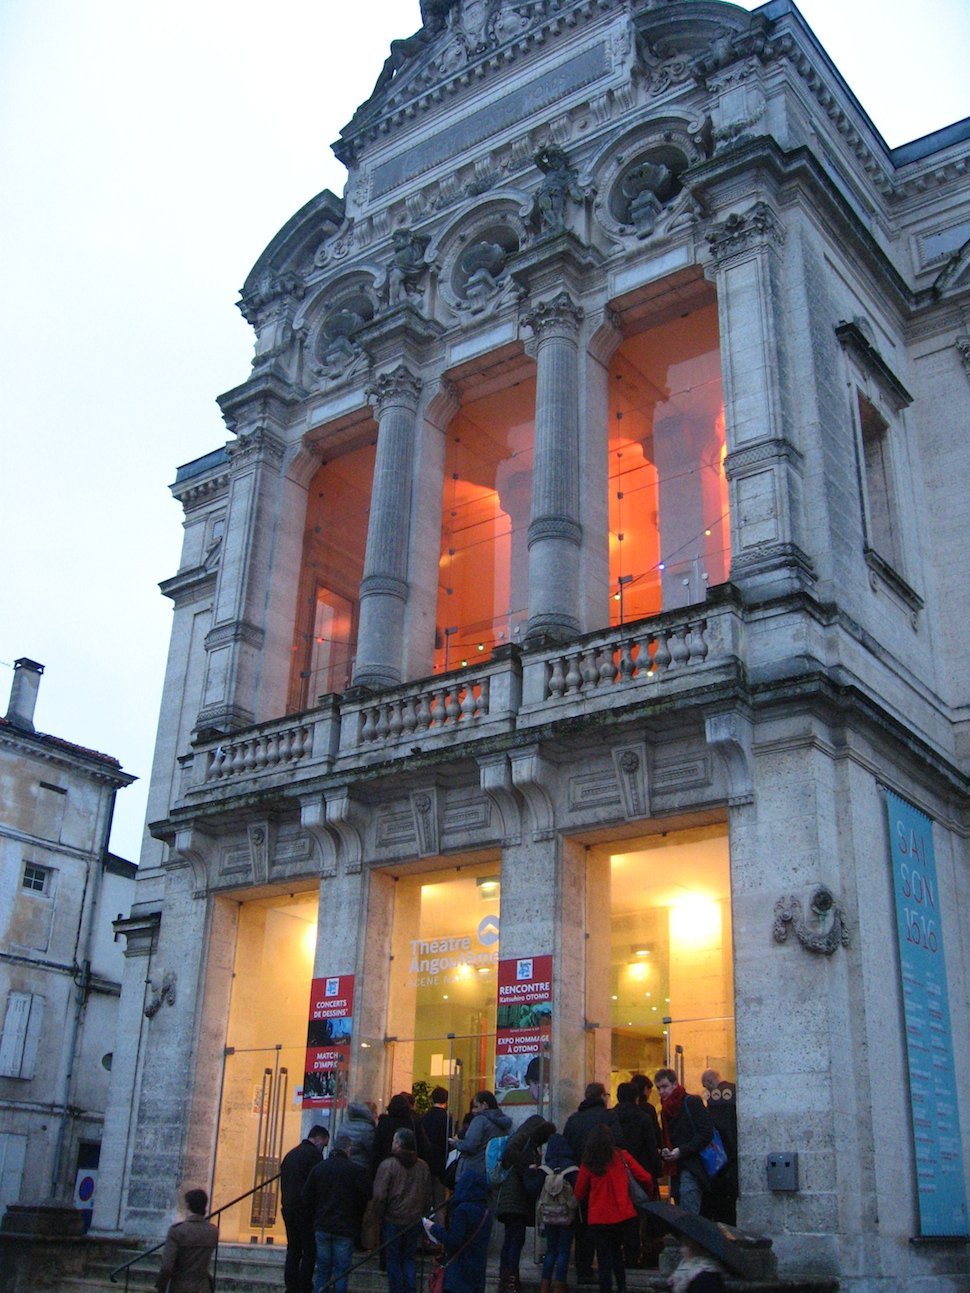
[6, 658, 45, 732]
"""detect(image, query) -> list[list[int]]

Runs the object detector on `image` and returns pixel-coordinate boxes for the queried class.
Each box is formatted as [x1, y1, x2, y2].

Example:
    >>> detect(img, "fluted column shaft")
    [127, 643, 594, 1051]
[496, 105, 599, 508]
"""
[353, 366, 421, 689]
[525, 292, 584, 643]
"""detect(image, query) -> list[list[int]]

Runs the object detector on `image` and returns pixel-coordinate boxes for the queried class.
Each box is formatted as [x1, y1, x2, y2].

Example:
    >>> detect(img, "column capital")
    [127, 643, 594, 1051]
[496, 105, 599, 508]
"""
[225, 425, 286, 471]
[366, 365, 422, 418]
[522, 291, 584, 342]
[704, 200, 785, 264]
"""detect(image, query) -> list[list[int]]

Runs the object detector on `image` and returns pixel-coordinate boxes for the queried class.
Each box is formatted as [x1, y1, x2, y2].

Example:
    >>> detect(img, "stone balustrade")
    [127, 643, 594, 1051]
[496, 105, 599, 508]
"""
[185, 602, 740, 793]
[350, 675, 490, 746]
[538, 617, 711, 701]
[205, 719, 313, 781]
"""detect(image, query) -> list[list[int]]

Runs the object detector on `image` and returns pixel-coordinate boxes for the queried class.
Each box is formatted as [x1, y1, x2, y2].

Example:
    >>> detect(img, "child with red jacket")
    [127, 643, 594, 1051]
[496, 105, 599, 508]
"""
[574, 1124, 653, 1293]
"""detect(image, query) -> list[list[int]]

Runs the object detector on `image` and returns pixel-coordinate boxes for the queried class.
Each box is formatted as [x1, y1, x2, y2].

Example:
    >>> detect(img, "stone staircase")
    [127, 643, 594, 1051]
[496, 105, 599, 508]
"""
[0, 1234, 838, 1293]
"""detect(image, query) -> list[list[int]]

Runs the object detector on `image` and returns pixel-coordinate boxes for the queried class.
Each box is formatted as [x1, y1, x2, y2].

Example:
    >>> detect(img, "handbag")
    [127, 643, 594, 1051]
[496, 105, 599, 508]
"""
[684, 1097, 728, 1179]
[699, 1128, 728, 1178]
[622, 1155, 651, 1210]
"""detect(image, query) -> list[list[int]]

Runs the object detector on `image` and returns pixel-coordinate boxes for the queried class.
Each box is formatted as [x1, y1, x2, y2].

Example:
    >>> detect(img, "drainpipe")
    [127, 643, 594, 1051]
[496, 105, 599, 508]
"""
[49, 786, 117, 1197]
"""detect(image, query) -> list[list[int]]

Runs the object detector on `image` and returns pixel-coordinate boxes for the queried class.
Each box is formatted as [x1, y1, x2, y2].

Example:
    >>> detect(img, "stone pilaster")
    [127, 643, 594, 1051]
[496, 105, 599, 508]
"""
[353, 366, 422, 689]
[706, 201, 814, 599]
[523, 292, 585, 644]
[196, 426, 287, 733]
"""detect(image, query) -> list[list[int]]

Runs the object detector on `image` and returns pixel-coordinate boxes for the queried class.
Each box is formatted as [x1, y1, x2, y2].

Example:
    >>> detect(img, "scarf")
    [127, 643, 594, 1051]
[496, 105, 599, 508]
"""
[668, 1252, 724, 1293]
[659, 1084, 687, 1173]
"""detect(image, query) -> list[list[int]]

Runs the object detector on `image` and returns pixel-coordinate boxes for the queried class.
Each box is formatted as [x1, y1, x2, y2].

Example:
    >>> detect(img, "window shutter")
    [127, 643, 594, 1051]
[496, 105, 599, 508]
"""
[0, 992, 35, 1078]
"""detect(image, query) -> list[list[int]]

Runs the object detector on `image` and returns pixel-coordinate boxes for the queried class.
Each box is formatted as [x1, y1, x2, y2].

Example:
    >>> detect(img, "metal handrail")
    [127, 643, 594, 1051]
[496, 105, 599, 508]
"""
[109, 1175, 446, 1293]
[109, 1172, 281, 1289]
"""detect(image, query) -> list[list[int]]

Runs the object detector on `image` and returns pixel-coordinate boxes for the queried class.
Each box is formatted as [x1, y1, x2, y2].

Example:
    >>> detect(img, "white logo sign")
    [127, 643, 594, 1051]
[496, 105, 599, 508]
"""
[478, 915, 500, 946]
[516, 958, 533, 981]
[325, 977, 340, 996]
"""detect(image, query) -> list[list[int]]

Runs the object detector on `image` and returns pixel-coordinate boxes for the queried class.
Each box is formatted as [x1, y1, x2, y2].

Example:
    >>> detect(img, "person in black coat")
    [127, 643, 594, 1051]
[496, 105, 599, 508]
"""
[373, 1092, 432, 1171]
[699, 1072, 738, 1227]
[654, 1070, 714, 1215]
[424, 1169, 493, 1293]
[280, 1126, 329, 1293]
[303, 1134, 372, 1293]
[562, 1082, 612, 1283]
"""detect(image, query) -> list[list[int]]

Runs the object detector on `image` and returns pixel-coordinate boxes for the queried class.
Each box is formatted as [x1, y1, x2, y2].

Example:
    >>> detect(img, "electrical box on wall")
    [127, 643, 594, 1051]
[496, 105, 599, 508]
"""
[766, 1152, 799, 1191]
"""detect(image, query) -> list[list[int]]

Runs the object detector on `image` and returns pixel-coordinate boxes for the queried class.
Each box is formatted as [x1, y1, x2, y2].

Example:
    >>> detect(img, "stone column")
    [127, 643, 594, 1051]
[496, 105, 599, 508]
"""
[353, 366, 421, 689]
[523, 293, 584, 644]
[197, 426, 286, 732]
[706, 200, 813, 600]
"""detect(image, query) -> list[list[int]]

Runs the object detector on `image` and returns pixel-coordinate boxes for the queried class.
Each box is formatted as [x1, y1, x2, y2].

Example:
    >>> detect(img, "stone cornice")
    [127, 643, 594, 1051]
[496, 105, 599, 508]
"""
[225, 426, 287, 471]
[687, 137, 913, 314]
[159, 564, 217, 607]
[0, 726, 133, 787]
[835, 320, 913, 409]
[217, 372, 303, 435]
[170, 471, 230, 510]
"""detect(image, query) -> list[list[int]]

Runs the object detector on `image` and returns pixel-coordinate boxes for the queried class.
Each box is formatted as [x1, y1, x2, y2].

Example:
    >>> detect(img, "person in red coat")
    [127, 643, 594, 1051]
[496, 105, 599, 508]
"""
[573, 1125, 653, 1293]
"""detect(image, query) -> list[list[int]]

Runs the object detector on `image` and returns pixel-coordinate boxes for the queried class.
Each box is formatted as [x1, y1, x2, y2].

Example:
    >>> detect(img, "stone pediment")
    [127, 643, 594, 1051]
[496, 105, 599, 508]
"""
[335, 0, 604, 163]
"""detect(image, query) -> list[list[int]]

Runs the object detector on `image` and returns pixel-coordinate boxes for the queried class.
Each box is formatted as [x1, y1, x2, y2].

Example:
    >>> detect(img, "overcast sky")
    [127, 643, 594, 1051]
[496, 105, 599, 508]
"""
[1, 0, 967, 863]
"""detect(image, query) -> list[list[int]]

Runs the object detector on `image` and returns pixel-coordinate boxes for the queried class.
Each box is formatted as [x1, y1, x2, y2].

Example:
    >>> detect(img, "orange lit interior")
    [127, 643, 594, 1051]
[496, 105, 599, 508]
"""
[608, 302, 729, 625]
[434, 378, 535, 672]
[288, 440, 375, 709]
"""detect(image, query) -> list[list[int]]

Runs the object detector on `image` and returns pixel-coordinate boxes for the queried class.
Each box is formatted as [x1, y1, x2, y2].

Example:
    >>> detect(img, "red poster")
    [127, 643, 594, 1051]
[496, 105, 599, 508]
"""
[303, 974, 355, 1108]
[495, 955, 552, 1106]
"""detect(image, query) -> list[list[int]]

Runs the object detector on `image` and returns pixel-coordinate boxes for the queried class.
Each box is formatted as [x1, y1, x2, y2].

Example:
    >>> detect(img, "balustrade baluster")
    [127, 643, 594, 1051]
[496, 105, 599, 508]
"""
[416, 692, 432, 732]
[688, 620, 709, 663]
[670, 626, 689, 668]
[430, 690, 446, 725]
[375, 705, 389, 740]
[548, 656, 566, 698]
[445, 687, 461, 722]
[361, 707, 377, 743]
[565, 653, 582, 695]
[460, 684, 476, 719]
[402, 696, 417, 734]
[653, 630, 672, 671]
[597, 645, 616, 686]
[580, 649, 598, 689]
[478, 677, 489, 717]
[618, 640, 635, 680]
[388, 701, 403, 738]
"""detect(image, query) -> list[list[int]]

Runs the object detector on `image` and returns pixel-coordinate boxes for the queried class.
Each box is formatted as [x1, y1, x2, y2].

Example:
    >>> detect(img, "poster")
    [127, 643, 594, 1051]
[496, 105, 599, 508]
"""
[885, 790, 968, 1237]
[303, 974, 355, 1109]
[495, 955, 552, 1106]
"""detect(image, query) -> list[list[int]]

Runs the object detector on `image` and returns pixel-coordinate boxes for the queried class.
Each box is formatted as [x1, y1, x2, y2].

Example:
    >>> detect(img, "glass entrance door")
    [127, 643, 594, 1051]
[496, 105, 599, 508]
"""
[211, 890, 318, 1243]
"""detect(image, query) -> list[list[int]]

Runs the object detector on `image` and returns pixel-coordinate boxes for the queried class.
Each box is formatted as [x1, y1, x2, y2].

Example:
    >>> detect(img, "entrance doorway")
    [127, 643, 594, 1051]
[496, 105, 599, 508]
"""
[211, 890, 317, 1243]
[386, 867, 500, 1117]
[586, 824, 734, 1095]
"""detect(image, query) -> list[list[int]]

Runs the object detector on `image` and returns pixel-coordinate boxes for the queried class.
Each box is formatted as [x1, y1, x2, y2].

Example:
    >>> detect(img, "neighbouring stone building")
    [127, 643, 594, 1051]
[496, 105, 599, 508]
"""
[93, 2, 970, 1288]
[0, 659, 135, 1223]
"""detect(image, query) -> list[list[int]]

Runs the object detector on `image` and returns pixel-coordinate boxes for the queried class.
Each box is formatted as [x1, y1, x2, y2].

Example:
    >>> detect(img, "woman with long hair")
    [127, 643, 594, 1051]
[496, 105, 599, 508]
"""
[573, 1124, 653, 1293]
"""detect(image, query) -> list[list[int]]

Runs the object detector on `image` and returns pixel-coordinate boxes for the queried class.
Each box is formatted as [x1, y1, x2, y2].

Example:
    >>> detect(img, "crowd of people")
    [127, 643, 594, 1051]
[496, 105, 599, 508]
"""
[158, 1070, 738, 1293]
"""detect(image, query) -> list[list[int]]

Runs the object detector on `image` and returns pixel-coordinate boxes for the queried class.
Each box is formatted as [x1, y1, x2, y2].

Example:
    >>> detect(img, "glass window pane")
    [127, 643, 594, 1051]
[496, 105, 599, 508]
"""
[609, 302, 729, 623]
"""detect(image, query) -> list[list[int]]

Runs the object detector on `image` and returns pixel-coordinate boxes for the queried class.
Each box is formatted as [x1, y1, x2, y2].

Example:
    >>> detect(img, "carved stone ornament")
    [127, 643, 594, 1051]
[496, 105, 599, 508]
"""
[384, 228, 430, 308]
[314, 307, 370, 383]
[956, 335, 970, 383]
[773, 886, 850, 955]
[705, 201, 785, 263]
[522, 291, 584, 341]
[144, 969, 177, 1018]
[366, 365, 422, 417]
[530, 146, 586, 235]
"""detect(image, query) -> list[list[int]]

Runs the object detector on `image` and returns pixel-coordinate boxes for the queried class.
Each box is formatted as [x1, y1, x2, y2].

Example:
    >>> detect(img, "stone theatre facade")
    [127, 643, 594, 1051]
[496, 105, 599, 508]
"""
[95, 2, 970, 1288]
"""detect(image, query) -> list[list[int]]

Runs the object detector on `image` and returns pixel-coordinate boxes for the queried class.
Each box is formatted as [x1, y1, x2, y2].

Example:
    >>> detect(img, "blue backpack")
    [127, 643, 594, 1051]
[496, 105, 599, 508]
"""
[485, 1134, 510, 1186]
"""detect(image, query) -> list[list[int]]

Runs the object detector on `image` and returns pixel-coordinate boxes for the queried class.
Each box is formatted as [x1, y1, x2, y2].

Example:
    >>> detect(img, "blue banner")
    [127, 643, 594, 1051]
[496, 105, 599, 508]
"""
[885, 790, 968, 1237]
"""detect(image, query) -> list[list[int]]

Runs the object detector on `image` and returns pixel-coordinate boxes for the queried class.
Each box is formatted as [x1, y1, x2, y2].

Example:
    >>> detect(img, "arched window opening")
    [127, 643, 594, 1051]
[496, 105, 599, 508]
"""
[288, 440, 376, 710]
[434, 378, 536, 672]
[608, 302, 729, 624]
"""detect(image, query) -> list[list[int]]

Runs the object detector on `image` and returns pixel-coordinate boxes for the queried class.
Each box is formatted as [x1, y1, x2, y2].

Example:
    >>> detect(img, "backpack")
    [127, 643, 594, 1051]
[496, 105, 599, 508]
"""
[485, 1134, 510, 1186]
[535, 1166, 578, 1227]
